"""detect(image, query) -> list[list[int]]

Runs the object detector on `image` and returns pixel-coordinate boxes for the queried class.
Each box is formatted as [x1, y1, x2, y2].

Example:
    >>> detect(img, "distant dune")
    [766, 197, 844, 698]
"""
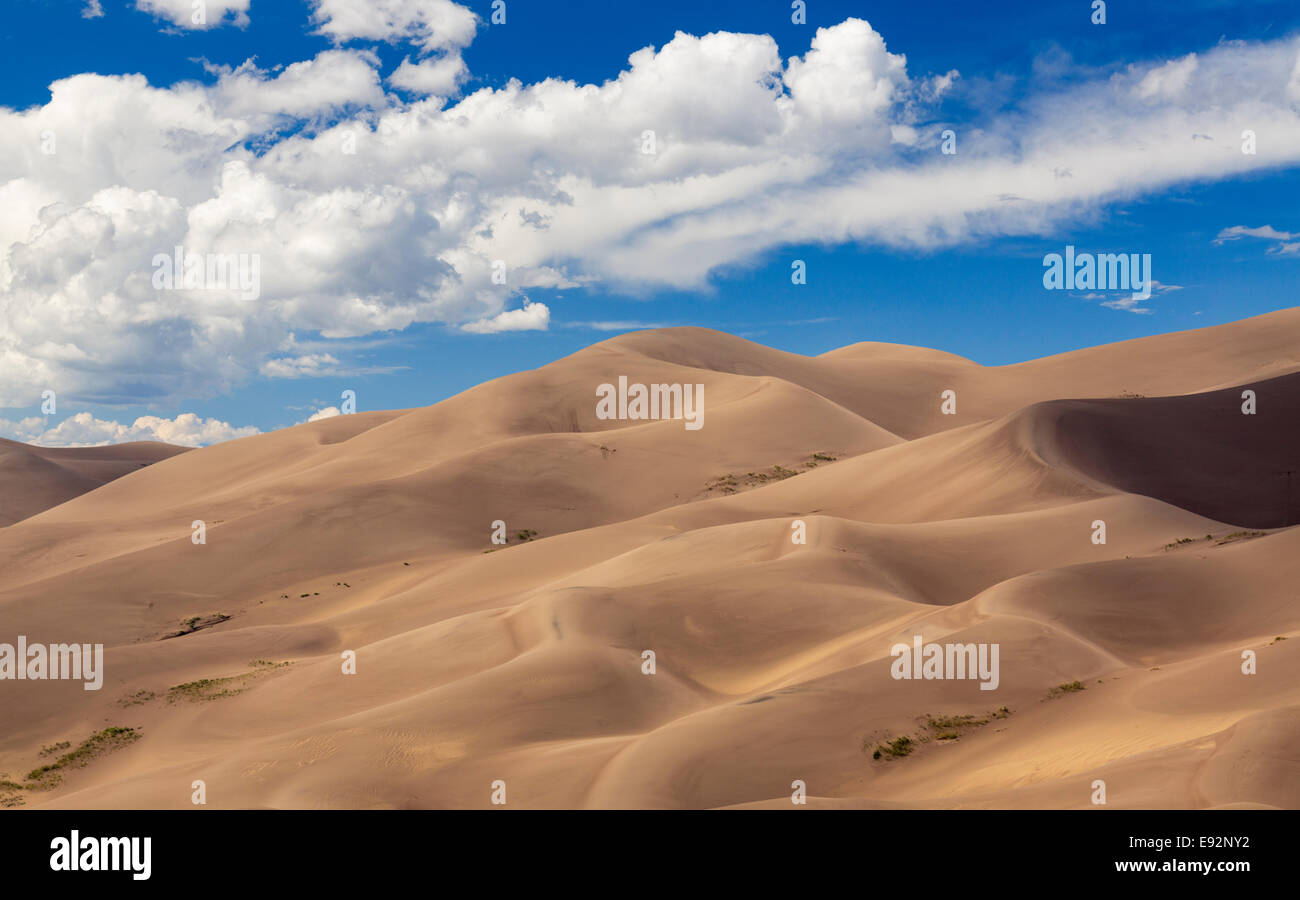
[1, 307, 1298, 810]
[0, 439, 190, 527]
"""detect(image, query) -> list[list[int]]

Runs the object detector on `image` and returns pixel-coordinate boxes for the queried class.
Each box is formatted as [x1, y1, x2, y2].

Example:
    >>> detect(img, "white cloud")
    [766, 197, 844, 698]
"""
[309, 0, 478, 52]
[136, 0, 250, 30]
[207, 50, 386, 121]
[0, 412, 258, 447]
[82, 1, 104, 20]
[389, 53, 468, 97]
[1215, 224, 1297, 243]
[1087, 278, 1180, 314]
[259, 353, 343, 378]
[1100, 295, 1155, 314]
[563, 320, 670, 331]
[460, 300, 550, 334]
[1214, 223, 1300, 254]
[784, 18, 909, 139]
[0, 416, 47, 443]
[1135, 54, 1198, 100]
[306, 406, 341, 422]
[2, 16, 1300, 406]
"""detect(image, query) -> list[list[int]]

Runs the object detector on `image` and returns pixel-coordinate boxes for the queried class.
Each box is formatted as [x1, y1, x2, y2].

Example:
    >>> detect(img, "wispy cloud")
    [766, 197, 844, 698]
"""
[1214, 224, 1300, 255]
[1100, 296, 1155, 315]
[1083, 280, 1181, 314]
[562, 320, 670, 332]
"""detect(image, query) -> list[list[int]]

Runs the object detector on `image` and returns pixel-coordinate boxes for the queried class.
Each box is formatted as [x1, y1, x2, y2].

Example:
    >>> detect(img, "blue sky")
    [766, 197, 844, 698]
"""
[1, 0, 1298, 444]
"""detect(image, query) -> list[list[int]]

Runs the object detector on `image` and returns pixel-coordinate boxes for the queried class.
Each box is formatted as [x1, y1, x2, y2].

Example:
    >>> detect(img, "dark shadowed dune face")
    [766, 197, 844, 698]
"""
[1048, 372, 1300, 528]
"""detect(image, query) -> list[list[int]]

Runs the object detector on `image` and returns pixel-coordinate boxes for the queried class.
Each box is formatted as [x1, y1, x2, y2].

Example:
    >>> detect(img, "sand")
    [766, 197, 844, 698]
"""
[1, 307, 1297, 809]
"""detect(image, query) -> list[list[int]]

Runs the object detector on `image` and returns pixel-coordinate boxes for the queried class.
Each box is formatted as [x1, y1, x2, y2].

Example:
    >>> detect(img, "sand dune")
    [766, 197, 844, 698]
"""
[1, 307, 1298, 810]
[0, 438, 189, 527]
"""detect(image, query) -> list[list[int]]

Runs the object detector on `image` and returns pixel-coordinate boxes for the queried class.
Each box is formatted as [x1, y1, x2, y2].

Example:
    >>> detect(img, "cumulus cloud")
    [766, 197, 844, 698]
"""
[305, 406, 341, 422]
[460, 300, 550, 334]
[206, 50, 387, 121]
[82, 1, 104, 20]
[309, 0, 478, 52]
[136, 0, 250, 30]
[0, 416, 47, 443]
[0, 412, 259, 447]
[389, 53, 468, 97]
[3, 13, 1300, 407]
